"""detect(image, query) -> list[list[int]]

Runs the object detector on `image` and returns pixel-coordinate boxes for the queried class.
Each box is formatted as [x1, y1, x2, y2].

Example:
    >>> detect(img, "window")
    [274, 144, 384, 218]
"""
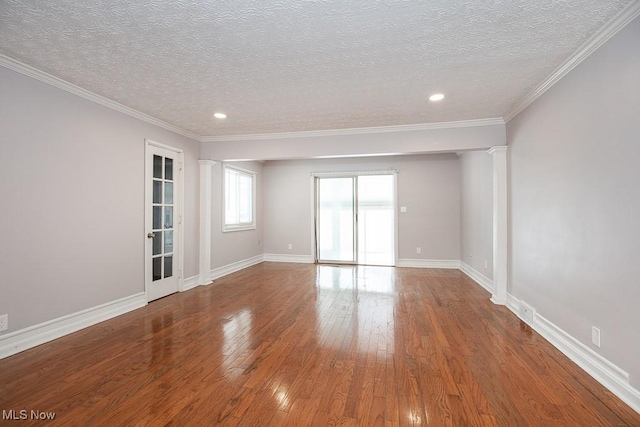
[223, 164, 256, 231]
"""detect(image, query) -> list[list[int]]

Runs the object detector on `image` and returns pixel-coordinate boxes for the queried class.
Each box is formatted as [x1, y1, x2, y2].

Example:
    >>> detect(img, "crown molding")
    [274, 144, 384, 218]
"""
[0, 54, 201, 141]
[200, 118, 505, 142]
[504, 1, 640, 123]
[0, 52, 505, 143]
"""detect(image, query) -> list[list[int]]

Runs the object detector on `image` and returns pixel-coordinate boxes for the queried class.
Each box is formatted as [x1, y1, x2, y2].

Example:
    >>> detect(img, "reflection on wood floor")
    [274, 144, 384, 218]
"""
[1, 263, 638, 426]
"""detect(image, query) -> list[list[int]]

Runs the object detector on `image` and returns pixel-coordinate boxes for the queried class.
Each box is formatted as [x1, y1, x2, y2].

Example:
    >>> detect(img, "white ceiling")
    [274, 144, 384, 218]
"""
[0, 0, 633, 137]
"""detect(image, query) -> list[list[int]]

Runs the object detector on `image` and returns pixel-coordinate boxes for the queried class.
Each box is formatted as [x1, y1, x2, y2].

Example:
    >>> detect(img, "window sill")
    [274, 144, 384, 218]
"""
[223, 225, 257, 233]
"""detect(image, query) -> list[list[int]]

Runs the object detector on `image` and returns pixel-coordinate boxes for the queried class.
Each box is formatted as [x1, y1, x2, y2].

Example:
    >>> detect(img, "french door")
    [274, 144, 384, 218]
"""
[145, 141, 183, 301]
[315, 173, 396, 266]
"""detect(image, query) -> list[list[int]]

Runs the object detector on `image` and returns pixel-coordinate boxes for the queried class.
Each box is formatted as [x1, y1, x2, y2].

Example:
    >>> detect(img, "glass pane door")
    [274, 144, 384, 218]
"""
[357, 175, 395, 266]
[147, 143, 180, 302]
[151, 154, 174, 282]
[317, 177, 355, 263]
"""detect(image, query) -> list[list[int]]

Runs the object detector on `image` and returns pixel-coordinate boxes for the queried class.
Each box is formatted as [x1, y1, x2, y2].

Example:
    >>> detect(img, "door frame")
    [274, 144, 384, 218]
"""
[311, 170, 398, 266]
[144, 139, 185, 302]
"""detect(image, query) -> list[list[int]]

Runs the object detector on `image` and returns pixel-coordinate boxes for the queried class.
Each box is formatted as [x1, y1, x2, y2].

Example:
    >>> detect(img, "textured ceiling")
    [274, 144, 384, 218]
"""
[0, 0, 633, 137]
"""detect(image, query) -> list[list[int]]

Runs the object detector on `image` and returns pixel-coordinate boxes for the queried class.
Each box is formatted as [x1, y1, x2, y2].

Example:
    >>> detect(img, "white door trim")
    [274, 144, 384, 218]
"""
[145, 139, 184, 302]
[311, 170, 398, 266]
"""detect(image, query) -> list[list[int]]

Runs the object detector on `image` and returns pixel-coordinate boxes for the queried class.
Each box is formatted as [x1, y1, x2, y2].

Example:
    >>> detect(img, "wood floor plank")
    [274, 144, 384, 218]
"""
[0, 263, 638, 426]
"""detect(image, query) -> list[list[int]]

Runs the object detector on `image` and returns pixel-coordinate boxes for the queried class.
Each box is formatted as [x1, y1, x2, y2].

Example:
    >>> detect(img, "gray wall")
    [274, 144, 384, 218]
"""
[263, 154, 461, 261]
[210, 161, 264, 268]
[460, 151, 493, 278]
[201, 124, 505, 161]
[507, 16, 640, 387]
[0, 66, 200, 333]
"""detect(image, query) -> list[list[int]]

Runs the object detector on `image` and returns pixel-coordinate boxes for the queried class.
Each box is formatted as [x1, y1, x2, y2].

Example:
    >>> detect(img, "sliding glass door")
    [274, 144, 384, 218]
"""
[315, 173, 395, 266]
[357, 175, 395, 266]
[316, 177, 356, 263]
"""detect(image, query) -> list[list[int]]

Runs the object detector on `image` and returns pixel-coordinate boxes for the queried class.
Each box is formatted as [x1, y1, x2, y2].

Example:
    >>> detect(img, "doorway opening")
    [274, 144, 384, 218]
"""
[314, 172, 396, 266]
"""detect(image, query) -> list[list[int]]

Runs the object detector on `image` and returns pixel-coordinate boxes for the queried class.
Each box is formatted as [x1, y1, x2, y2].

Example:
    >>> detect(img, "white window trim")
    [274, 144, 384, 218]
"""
[222, 163, 257, 232]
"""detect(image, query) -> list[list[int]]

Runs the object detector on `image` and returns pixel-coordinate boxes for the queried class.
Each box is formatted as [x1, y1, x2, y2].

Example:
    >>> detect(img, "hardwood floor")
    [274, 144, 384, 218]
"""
[0, 263, 638, 426]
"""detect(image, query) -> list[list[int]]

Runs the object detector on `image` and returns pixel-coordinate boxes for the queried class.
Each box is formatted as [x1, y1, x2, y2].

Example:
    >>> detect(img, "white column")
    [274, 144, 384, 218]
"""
[488, 146, 508, 305]
[199, 160, 215, 286]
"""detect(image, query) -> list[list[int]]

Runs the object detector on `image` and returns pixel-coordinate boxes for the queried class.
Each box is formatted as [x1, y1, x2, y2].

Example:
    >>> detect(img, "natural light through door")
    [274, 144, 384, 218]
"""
[316, 173, 395, 266]
[317, 177, 356, 263]
[357, 175, 394, 266]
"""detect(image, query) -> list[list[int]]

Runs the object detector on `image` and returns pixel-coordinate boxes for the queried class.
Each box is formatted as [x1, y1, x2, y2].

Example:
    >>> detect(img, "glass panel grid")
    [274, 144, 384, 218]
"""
[153, 180, 162, 204]
[151, 153, 176, 283]
[152, 257, 162, 281]
[165, 158, 173, 181]
[153, 155, 163, 179]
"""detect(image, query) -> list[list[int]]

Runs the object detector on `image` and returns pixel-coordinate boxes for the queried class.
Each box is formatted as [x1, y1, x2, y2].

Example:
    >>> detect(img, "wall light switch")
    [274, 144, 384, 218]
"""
[400, 206, 407, 213]
[288, 243, 293, 250]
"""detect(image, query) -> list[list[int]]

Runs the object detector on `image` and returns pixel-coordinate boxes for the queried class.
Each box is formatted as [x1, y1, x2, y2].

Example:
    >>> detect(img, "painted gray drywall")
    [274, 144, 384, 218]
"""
[507, 16, 640, 387]
[263, 154, 460, 261]
[210, 161, 263, 269]
[460, 151, 493, 278]
[0, 66, 200, 334]
[200, 124, 506, 161]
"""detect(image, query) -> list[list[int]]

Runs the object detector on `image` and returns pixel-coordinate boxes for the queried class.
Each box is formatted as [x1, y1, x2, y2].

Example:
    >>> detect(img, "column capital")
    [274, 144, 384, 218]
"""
[487, 146, 508, 155]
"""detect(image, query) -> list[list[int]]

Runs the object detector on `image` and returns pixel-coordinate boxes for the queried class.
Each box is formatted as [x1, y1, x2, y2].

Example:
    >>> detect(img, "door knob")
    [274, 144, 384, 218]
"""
[147, 232, 155, 239]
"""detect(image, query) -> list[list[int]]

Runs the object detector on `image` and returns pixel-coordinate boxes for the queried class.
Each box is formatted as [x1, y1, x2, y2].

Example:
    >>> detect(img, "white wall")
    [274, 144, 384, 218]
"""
[210, 161, 263, 268]
[0, 66, 200, 333]
[507, 16, 640, 388]
[460, 151, 493, 278]
[262, 154, 460, 262]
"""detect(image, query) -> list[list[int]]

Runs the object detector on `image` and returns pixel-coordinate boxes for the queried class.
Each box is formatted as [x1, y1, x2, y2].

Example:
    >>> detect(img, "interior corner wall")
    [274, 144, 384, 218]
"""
[507, 16, 640, 388]
[460, 151, 493, 278]
[0, 66, 200, 334]
[262, 154, 461, 261]
[210, 161, 264, 269]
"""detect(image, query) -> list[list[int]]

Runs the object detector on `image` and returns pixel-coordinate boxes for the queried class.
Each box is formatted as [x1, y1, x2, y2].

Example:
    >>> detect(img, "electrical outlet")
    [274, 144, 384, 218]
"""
[400, 206, 407, 213]
[288, 243, 293, 250]
[592, 327, 601, 348]
[0, 314, 8, 332]
[416, 247, 421, 254]
[519, 302, 535, 326]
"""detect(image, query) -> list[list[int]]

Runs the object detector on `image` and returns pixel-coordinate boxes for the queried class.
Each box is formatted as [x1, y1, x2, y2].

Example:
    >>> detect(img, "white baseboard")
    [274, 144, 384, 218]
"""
[397, 259, 460, 269]
[506, 292, 520, 315]
[0, 293, 147, 360]
[459, 262, 495, 294]
[504, 293, 640, 414]
[181, 275, 200, 292]
[210, 254, 265, 281]
[263, 253, 315, 264]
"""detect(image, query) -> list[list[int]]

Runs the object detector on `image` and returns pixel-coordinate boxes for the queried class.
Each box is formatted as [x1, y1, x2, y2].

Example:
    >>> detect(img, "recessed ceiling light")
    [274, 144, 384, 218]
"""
[429, 93, 445, 102]
[213, 112, 227, 119]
